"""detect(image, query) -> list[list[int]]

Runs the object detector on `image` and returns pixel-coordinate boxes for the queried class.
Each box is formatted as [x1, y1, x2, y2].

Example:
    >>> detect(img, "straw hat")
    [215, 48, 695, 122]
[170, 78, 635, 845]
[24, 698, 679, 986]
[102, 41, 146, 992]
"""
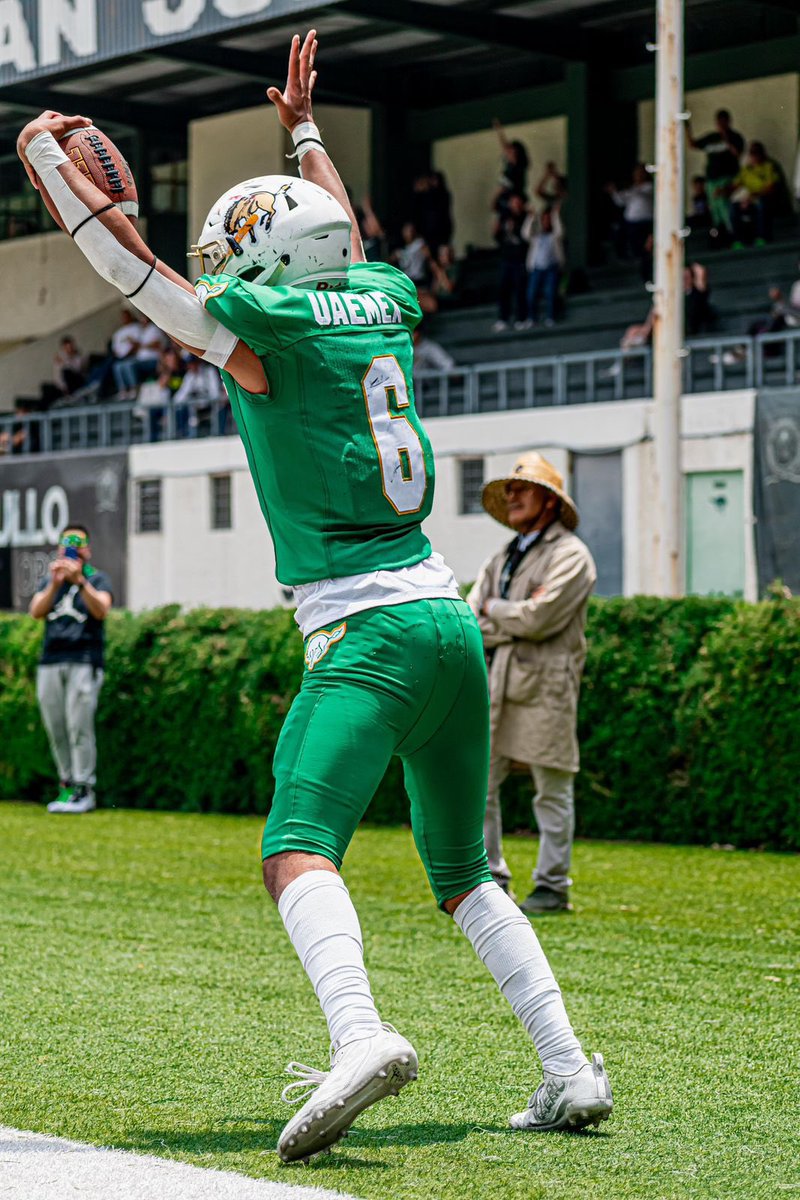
[481, 451, 579, 530]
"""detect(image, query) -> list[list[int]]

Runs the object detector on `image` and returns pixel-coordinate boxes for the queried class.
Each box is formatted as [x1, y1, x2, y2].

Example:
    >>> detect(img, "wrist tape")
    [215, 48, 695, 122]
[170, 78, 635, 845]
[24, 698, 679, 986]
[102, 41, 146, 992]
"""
[290, 120, 325, 163]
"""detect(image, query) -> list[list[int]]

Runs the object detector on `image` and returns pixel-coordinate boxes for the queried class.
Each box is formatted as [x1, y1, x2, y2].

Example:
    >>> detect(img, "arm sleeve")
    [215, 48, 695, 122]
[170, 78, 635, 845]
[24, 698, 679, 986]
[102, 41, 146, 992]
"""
[485, 541, 596, 641]
[25, 132, 236, 369]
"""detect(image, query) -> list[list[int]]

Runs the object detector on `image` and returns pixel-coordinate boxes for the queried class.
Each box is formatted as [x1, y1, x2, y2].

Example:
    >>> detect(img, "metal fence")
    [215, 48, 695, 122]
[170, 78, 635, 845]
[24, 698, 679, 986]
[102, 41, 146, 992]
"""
[3, 329, 800, 456]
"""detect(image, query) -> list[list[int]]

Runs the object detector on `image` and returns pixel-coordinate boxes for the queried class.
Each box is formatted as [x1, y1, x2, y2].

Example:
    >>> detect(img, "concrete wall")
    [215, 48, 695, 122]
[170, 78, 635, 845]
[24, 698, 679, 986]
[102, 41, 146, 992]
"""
[433, 117, 568, 254]
[127, 436, 281, 612]
[0, 231, 119, 345]
[639, 73, 800, 202]
[187, 102, 371, 261]
[126, 389, 757, 611]
[0, 301, 122, 411]
[188, 106, 286, 263]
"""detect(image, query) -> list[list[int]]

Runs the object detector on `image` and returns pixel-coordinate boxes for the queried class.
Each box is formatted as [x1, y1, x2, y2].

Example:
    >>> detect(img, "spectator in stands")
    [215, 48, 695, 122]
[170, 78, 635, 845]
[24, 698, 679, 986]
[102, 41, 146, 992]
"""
[111, 309, 141, 399]
[431, 244, 462, 309]
[492, 118, 529, 214]
[730, 141, 780, 247]
[148, 344, 186, 441]
[428, 171, 453, 252]
[522, 202, 565, 327]
[394, 222, 437, 313]
[535, 161, 567, 209]
[412, 170, 453, 253]
[687, 175, 711, 232]
[413, 324, 455, 373]
[686, 109, 744, 242]
[354, 194, 385, 262]
[173, 357, 226, 437]
[614, 261, 712, 370]
[52, 336, 86, 397]
[9, 398, 40, 454]
[606, 164, 654, 263]
[712, 274, 795, 368]
[684, 261, 714, 336]
[493, 192, 528, 332]
[769, 265, 800, 328]
[135, 316, 167, 384]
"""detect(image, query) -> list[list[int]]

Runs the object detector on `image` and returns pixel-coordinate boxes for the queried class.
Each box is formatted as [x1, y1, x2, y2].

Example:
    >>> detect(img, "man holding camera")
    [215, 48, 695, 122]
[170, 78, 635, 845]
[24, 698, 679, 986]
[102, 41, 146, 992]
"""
[30, 525, 113, 813]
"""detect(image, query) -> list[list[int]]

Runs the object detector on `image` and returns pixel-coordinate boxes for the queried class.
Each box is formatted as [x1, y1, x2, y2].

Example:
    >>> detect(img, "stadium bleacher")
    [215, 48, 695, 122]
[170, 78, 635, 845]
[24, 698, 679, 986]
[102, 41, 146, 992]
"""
[429, 230, 800, 366]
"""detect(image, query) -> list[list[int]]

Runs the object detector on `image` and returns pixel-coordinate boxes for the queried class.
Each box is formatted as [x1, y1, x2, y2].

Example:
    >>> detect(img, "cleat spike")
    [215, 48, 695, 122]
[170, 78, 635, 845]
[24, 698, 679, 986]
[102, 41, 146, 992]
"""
[315, 1109, 325, 1120]
[378, 1069, 387, 1078]
[401, 1056, 410, 1065]
[409, 1071, 418, 1080]
[300, 1123, 309, 1134]
[288, 1138, 296, 1147]
[337, 1099, 346, 1108]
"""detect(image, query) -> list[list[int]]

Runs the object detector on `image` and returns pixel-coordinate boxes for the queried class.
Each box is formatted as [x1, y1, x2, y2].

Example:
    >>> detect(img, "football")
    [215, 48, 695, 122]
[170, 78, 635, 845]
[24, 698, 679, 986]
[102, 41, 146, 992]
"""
[39, 125, 139, 232]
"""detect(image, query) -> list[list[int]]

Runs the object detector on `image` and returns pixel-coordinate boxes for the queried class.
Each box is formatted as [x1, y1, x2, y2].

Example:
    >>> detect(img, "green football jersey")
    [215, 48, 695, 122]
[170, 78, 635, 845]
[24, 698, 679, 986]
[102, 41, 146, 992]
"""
[196, 262, 434, 586]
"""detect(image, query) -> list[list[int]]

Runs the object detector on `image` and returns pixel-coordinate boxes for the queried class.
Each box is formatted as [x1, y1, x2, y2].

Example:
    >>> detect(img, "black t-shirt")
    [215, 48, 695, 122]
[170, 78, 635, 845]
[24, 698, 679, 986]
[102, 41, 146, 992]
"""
[695, 130, 744, 180]
[39, 566, 113, 668]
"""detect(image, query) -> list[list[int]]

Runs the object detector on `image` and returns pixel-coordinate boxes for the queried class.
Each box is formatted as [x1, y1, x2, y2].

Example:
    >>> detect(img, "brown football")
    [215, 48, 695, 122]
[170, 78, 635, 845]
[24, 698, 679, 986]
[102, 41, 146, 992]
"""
[39, 125, 139, 232]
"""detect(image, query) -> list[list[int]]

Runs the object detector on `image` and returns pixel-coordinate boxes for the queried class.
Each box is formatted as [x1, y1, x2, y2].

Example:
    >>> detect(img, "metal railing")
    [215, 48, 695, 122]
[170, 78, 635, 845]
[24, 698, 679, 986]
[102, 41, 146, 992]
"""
[0, 395, 233, 457]
[3, 329, 799, 456]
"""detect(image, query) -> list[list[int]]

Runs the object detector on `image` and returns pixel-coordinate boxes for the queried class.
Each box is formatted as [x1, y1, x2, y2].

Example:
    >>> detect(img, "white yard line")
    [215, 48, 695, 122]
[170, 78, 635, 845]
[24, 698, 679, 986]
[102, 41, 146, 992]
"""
[0, 1126, 360, 1200]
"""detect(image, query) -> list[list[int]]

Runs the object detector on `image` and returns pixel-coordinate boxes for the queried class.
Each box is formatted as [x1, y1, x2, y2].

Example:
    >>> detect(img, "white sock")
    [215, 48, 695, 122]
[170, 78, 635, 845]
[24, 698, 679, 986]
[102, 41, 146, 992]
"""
[278, 870, 383, 1051]
[454, 882, 588, 1075]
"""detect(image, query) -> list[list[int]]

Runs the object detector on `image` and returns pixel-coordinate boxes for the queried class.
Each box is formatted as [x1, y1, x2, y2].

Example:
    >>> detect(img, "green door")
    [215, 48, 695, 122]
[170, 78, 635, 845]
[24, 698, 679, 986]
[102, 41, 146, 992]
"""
[686, 471, 745, 597]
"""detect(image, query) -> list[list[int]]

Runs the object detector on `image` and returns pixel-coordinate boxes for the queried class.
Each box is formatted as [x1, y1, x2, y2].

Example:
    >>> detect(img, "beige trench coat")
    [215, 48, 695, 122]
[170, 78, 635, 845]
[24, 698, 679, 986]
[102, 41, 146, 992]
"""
[467, 521, 596, 773]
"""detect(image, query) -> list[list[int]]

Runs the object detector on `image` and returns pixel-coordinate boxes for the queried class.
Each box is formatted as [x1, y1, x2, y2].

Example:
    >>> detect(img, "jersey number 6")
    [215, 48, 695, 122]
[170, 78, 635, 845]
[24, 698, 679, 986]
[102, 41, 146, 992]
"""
[362, 354, 428, 516]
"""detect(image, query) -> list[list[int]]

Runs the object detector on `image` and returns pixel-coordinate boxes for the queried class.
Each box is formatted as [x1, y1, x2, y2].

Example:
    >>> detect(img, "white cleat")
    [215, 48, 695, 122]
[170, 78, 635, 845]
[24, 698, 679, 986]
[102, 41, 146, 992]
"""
[509, 1053, 613, 1132]
[278, 1023, 418, 1163]
[47, 786, 96, 814]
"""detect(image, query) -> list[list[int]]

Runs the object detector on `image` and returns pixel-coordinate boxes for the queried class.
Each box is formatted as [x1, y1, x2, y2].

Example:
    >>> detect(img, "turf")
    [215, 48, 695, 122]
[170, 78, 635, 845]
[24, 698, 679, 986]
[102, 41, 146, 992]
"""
[0, 804, 798, 1200]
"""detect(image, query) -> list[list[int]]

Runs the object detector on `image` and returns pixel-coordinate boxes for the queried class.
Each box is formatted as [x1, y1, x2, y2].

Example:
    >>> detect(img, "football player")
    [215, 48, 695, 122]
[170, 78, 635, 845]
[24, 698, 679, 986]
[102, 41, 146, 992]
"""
[17, 31, 612, 1162]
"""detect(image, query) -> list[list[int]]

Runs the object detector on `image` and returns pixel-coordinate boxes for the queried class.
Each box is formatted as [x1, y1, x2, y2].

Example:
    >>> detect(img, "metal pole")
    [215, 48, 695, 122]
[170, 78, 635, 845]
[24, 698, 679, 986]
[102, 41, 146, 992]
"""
[652, 0, 685, 595]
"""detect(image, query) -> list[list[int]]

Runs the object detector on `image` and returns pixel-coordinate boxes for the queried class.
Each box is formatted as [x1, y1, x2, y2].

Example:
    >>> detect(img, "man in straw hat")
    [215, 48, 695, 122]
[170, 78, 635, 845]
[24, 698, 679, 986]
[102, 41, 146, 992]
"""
[468, 452, 596, 914]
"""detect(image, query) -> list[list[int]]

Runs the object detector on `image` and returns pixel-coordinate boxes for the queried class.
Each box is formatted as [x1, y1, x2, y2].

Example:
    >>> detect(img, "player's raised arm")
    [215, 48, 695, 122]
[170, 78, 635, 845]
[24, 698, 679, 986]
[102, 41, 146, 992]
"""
[267, 31, 365, 264]
[16, 111, 266, 394]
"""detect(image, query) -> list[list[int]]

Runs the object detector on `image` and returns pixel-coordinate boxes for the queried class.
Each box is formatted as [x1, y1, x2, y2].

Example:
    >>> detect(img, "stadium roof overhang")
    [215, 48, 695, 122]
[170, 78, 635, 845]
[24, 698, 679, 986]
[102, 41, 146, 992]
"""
[0, 0, 798, 155]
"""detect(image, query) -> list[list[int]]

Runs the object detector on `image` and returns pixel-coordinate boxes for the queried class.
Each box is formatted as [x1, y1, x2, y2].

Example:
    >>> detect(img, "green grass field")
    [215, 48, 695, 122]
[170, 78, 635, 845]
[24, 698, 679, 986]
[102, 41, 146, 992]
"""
[1, 804, 798, 1200]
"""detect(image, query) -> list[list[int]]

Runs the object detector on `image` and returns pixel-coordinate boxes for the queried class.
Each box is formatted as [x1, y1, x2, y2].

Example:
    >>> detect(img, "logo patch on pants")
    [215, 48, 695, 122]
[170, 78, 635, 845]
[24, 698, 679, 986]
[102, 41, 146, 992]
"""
[304, 622, 347, 671]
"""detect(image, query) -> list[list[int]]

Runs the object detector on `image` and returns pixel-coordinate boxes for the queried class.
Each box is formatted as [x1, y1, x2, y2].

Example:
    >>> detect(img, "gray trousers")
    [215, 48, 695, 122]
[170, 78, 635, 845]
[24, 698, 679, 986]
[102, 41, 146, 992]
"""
[36, 663, 104, 787]
[484, 753, 575, 894]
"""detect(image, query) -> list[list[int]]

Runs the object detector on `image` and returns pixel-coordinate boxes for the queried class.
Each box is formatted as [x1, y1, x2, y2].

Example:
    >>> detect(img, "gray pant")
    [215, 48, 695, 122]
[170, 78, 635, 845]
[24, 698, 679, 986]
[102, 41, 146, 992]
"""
[484, 754, 575, 894]
[36, 663, 104, 787]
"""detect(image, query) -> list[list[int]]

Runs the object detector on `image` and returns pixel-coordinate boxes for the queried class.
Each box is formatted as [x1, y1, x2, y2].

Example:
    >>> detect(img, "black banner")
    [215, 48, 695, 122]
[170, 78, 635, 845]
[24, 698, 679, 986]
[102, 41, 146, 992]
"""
[0, 0, 331, 86]
[753, 390, 800, 596]
[0, 451, 127, 610]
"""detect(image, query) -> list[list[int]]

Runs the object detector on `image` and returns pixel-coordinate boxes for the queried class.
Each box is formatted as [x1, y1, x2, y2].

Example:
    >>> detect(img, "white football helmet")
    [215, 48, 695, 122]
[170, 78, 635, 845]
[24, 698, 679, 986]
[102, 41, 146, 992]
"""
[189, 175, 351, 289]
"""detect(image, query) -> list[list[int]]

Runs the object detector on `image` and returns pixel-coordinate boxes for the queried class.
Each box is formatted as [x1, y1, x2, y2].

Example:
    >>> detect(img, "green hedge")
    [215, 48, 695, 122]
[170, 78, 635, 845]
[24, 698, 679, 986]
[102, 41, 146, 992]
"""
[2, 596, 798, 849]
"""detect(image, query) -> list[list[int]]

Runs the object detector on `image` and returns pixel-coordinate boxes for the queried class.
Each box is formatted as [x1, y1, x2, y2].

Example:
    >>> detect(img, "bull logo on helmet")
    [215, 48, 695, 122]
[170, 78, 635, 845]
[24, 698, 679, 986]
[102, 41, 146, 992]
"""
[224, 183, 292, 250]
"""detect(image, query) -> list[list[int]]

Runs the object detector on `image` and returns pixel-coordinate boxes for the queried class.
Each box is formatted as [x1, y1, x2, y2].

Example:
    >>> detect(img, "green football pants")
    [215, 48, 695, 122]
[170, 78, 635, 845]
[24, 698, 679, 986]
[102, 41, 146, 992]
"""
[263, 598, 493, 908]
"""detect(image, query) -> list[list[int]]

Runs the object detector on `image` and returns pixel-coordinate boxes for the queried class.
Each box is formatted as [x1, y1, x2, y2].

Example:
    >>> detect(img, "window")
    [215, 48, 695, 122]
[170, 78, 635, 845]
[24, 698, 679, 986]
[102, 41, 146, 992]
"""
[211, 474, 232, 530]
[136, 479, 161, 533]
[459, 458, 485, 515]
[150, 158, 188, 215]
